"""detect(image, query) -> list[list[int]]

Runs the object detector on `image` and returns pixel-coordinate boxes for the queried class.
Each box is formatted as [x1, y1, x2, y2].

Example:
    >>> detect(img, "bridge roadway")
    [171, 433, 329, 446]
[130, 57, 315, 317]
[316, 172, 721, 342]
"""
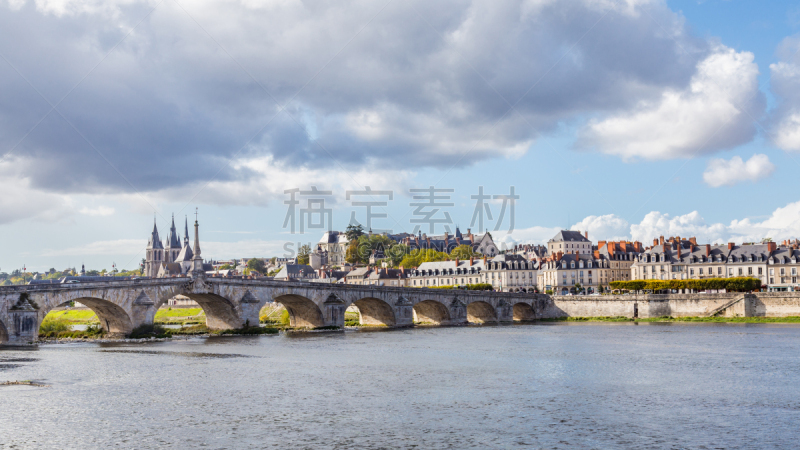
[0, 276, 548, 344]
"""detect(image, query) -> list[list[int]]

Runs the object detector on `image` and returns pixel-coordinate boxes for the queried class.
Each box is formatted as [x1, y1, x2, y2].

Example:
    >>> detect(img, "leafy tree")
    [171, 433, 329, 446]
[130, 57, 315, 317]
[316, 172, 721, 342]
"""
[219, 264, 234, 270]
[247, 258, 266, 274]
[346, 240, 362, 264]
[387, 244, 409, 267]
[297, 244, 312, 265]
[345, 224, 364, 242]
[450, 244, 480, 260]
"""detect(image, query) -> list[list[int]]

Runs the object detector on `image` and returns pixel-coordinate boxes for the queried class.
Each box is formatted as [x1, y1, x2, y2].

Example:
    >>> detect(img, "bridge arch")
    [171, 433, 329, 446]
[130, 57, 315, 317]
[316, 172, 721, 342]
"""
[352, 297, 396, 326]
[180, 293, 244, 329]
[512, 303, 535, 321]
[413, 300, 449, 325]
[62, 297, 135, 335]
[466, 301, 497, 324]
[274, 294, 324, 328]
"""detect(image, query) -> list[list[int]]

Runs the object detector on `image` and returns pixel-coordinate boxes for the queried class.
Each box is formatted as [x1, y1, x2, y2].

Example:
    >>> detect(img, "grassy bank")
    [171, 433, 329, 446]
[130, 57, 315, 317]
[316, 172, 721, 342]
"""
[542, 316, 800, 323]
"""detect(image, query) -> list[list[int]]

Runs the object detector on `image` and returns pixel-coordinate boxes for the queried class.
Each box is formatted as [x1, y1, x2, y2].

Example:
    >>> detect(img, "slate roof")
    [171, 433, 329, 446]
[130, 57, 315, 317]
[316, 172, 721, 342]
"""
[549, 230, 589, 243]
[274, 264, 317, 279]
[175, 243, 194, 262]
[148, 220, 163, 249]
[319, 231, 348, 244]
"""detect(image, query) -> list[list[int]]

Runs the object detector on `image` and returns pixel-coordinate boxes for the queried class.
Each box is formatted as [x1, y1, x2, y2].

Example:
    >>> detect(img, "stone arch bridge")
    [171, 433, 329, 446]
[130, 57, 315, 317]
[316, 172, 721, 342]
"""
[0, 277, 549, 344]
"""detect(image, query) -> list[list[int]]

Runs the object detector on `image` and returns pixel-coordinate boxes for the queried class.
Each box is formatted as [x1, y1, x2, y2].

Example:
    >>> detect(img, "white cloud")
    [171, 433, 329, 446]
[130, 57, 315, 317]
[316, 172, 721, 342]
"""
[570, 214, 630, 241]
[43, 238, 289, 259]
[0, 159, 74, 224]
[504, 200, 800, 248]
[79, 206, 115, 216]
[769, 35, 800, 151]
[583, 45, 763, 160]
[43, 239, 144, 257]
[702, 154, 775, 187]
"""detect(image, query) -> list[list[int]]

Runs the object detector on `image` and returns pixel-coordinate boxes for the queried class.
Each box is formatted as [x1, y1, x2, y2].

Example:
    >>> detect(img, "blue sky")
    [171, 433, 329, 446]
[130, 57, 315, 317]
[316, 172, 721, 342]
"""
[1, 0, 800, 272]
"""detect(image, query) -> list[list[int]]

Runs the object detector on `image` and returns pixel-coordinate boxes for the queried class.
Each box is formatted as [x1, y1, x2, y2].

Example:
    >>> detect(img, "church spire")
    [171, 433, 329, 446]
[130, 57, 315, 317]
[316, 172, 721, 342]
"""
[184, 215, 190, 247]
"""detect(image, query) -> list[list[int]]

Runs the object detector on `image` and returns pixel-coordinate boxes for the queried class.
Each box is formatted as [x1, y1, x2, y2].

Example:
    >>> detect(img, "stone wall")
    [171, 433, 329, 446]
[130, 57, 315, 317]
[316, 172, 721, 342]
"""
[539, 292, 800, 319]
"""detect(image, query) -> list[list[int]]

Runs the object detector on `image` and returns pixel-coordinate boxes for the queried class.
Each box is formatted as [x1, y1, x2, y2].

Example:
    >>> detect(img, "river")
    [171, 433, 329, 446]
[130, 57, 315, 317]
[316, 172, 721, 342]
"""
[2, 322, 799, 449]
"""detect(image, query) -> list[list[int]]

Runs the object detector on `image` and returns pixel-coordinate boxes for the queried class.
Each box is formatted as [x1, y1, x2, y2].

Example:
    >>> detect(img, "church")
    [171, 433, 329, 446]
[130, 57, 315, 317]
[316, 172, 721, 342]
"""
[144, 215, 211, 277]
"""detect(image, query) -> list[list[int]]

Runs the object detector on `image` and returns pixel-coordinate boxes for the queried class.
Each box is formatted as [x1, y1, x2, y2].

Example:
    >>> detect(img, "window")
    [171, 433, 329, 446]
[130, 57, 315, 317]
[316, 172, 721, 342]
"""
[690, 269, 694, 275]
[758, 267, 763, 275]
[770, 268, 775, 275]
[718, 267, 722, 275]
[793, 268, 798, 276]
[781, 268, 786, 276]
[748, 267, 753, 275]
[699, 268, 703, 275]
[738, 268, 743, 276]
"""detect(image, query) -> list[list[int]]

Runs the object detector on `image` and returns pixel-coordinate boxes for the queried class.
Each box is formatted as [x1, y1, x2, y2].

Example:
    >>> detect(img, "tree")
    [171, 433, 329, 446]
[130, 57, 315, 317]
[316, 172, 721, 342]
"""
[219, 264, 234, 270]
[450, 244, 480, 260]
[247, 258, 266, 274]
[387, 244, 409, 267]
[346, 240, 362, 264]
[297, 245, 312, 265]
[345, 224, 364, 242]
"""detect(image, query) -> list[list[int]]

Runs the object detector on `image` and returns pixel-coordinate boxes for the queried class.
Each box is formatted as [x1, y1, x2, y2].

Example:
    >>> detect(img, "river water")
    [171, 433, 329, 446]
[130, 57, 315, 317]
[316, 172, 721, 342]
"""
[2, 322, 800, 449]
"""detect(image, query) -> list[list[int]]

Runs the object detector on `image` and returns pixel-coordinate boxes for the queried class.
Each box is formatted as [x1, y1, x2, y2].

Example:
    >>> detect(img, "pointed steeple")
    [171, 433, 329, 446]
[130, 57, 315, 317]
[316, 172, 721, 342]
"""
[184, 215, 190, 247]
[166, 214, 181, 249]
[147, 216, 164, 249]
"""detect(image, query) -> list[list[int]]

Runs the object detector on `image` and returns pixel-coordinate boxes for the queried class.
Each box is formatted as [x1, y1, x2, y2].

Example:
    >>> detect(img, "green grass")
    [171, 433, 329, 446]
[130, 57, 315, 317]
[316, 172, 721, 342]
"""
[542, 316, 800, 323]
[39, 322, 105, 339]
[45, 310, 99, 323]
[154, 307, 205, 324]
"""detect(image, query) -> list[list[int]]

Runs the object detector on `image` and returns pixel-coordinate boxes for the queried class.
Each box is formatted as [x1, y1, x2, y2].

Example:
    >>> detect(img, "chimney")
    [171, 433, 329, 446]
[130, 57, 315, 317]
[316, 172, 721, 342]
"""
[659, 236, 665, 246]
[677, 245, 681, 258]
[653, 238, 658, 246]
[469, 257, 474, 265]
[728, 242, 734, 250]
[768, 241, 777, 253]
[598, 240, 607, 249]
[455, 258, 460, 266]
[620, 242, 626, 252]
[634, 242, 642, 252]
[689, 237, 697, 245]
[585, 231, 588, 239]
[705, 244, 710, 257]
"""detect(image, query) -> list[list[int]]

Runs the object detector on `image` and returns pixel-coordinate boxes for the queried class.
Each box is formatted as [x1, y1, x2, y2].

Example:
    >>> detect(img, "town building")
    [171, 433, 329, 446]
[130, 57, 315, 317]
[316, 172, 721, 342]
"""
[407, 258, 486, 287]
[480, 254, 539, 292]
[392, 227, 499, 256]
[596, 240, 643, 283]
[317, 231, 349, 267]
[547, 230, 592, 255]
[629, 236, 800, 291]
[273, 264, 318, 281]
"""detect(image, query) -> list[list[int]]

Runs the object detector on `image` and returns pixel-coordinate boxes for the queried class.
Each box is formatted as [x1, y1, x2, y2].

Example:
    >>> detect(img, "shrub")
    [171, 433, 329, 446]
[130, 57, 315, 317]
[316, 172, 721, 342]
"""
[609, 277, 760, 293]
[39, 318, 71, 334]
[129, 324, 168, 339]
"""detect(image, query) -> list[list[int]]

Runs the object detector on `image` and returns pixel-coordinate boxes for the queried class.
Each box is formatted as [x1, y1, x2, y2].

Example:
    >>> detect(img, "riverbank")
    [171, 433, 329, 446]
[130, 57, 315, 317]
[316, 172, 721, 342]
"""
[542, 316, 800, 323]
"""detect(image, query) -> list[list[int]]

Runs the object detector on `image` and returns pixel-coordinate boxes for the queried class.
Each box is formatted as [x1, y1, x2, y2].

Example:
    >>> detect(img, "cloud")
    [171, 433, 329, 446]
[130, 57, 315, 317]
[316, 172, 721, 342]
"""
[570, 214, 630, 241]
[43, 237, 289, 259]
[0, 0, 725, 199]
[43, 239, 144, 257]
[504, 199, 800, 247]
[769, 34, 800, 151]
[582, 45, 764, 160]
[702, 153, 775, 187]
[79, 206, 115, 216]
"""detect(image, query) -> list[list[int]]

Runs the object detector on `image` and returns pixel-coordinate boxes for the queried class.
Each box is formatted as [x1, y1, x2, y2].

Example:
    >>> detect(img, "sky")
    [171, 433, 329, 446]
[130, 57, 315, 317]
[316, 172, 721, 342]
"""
[1, 0, 800, 272]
